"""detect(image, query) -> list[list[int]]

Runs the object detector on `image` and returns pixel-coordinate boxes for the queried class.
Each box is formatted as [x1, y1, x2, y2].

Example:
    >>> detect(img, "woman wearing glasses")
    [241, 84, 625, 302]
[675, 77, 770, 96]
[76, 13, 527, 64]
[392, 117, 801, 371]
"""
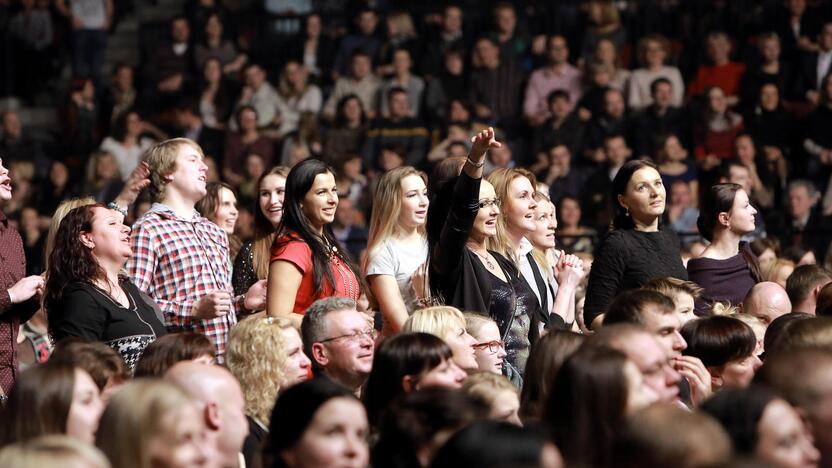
[428, 127, 542, 380]
[363, 166, 430, 335]
[267, 159, 361, 328]
[464, 313, 508, 376]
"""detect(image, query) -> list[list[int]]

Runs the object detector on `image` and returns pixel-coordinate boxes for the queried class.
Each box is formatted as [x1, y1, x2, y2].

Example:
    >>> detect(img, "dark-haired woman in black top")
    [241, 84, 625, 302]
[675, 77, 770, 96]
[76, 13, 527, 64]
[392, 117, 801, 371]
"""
[583, 160, 688, 329]
[45, 204, 166, 371]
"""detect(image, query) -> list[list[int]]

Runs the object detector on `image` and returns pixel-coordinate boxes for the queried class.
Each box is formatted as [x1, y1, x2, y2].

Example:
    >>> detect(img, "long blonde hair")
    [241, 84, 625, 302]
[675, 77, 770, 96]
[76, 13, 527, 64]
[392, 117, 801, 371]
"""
[252, 166, 290, 280]
[95, 379, 197, 468]
[486, 168, 537, 264]
[530, 191, 553, 273]
[226, 313, 294, 425]
[363, 166, 427, 274]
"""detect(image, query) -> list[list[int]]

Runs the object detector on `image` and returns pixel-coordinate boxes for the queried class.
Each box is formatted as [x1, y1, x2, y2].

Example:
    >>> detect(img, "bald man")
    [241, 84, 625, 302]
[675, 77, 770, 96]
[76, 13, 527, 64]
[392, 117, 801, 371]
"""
[743, 282, 792, 325]
[166, 362, 249, 468]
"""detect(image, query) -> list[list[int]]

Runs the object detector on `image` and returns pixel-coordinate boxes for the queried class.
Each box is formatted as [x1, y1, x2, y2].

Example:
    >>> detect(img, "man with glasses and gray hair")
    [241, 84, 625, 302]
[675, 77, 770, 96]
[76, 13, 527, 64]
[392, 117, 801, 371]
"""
[301, 297, 376, 394]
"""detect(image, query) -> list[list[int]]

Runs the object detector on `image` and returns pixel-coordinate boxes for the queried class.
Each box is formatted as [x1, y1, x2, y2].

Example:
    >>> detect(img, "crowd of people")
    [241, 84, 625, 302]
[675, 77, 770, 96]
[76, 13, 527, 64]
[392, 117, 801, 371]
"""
[5, 0, 832, 467]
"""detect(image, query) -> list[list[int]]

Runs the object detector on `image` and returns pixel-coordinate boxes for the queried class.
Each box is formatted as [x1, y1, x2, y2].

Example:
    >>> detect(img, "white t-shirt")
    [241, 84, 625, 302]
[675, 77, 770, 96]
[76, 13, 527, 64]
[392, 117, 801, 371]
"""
[70, 0, 107, 29]
[365, 238, 428, 314]
[100, 136, 154, 181]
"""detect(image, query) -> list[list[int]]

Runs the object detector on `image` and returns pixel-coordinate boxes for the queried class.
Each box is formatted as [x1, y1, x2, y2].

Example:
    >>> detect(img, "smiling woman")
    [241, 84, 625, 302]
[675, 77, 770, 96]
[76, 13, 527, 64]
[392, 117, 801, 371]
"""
[44, 204, 167, 370]
[267, 159, 361, 328]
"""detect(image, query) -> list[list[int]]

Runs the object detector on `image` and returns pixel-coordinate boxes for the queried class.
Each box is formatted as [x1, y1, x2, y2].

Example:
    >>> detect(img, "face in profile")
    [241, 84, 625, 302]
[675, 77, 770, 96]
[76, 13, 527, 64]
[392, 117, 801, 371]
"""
[281, 326, 313, 386]
[472, 180, 500, 239]
[280, 397, 369, 468]
[470, 321, 506, 374]
[442, 319, 478, 370]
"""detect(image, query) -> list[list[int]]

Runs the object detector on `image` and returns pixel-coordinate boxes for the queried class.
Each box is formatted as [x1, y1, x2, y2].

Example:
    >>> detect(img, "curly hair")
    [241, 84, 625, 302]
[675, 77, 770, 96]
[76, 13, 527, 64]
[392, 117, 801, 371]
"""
[226, 313, 295, 425]
[43, 204, 107, 322]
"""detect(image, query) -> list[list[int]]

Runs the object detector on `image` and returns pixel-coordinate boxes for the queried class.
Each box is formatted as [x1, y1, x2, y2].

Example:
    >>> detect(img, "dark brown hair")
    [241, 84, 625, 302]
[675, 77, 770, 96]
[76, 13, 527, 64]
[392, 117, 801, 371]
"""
[44, 204, 108, 322]
[786, 264, 832, 307]
[362, 332, 455, 429]
[133, 332, 216, 378]
[545, 345, 630, 467]
[519, 330, 585, 422]
[195, 181, 236, 223]
[49, 338, 129, 390]
[681, 316, 757, 368]
[0, 363, 76, 445]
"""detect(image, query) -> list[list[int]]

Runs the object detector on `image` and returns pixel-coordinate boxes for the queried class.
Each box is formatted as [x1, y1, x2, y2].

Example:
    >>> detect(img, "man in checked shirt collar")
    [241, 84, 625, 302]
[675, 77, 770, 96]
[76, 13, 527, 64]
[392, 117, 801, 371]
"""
[127, 139, 266, 361]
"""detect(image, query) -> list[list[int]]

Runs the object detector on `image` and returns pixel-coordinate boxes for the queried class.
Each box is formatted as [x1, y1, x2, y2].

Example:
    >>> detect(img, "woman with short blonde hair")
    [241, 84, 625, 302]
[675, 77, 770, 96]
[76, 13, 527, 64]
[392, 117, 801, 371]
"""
[404, 306, 477, 370]
[364, 166, 430, 333]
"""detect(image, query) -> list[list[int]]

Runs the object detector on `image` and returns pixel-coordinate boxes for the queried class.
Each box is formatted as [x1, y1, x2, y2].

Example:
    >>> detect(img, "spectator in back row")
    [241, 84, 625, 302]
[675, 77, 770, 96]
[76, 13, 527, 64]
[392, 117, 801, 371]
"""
[362, 87, 428, 169]
[524, 35, 582, 127]
[324, 50, 381, 121]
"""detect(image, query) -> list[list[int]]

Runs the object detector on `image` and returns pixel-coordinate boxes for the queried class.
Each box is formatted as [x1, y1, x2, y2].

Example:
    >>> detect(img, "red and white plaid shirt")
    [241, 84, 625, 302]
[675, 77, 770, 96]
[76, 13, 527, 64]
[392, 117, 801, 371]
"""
[127, 203, 237, 360]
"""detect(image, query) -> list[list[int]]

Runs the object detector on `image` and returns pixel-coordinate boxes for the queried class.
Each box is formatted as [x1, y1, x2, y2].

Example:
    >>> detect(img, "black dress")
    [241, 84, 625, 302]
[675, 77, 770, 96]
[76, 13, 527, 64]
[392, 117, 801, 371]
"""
[49, 280, 167, 371]
[232, 241, 257, 297]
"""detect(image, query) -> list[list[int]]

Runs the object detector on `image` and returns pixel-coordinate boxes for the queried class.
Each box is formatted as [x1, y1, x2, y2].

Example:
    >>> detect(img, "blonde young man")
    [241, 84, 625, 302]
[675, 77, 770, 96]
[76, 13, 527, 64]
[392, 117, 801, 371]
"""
[127, 139, 265, 360]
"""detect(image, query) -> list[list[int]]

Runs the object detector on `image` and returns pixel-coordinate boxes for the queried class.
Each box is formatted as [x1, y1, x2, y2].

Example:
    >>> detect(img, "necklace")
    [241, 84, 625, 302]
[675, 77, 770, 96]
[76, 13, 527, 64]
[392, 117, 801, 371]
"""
[469, 247, 495, 270]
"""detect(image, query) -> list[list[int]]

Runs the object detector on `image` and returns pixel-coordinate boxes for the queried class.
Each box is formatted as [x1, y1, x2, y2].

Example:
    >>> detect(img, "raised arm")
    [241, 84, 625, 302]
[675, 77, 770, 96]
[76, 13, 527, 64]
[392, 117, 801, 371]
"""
[432, 128, 502, 275]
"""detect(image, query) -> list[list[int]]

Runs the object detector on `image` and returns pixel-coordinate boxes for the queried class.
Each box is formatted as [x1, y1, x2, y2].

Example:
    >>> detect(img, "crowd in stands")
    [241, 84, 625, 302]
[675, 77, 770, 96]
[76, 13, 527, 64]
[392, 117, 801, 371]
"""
[5, 0, 832, 467]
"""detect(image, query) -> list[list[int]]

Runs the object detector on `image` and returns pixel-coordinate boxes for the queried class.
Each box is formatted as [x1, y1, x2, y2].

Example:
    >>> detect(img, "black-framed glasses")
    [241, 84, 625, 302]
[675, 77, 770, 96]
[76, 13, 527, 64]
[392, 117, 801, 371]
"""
[318, 328, 378, 344]
[472, 340, 505, 354]
[478, 198, 501, 209]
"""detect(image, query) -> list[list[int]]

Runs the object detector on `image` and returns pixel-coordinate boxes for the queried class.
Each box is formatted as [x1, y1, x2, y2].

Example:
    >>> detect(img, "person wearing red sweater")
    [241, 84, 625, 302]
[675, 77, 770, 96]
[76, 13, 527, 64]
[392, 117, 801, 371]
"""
[688, 32, 746, 107]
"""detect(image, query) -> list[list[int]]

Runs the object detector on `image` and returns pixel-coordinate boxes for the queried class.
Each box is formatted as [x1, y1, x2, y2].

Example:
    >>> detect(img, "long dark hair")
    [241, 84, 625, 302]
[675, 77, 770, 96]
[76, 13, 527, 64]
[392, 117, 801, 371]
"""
[611, 159, 660, 230]
[545, 345, 630, 467]
[273, 159, 357, 292]
[44, 204, 107, 320]
[519, 330, 585, 422]
[0, 363, 76, 445]
[362, 333, 455, 429]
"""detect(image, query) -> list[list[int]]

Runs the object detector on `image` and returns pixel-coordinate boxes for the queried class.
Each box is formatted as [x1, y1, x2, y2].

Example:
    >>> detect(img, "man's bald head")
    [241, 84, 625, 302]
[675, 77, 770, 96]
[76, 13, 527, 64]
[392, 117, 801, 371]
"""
[743, 282, 791, 325]
[166, 361, 249, 465]
[166, 361, 240, 403]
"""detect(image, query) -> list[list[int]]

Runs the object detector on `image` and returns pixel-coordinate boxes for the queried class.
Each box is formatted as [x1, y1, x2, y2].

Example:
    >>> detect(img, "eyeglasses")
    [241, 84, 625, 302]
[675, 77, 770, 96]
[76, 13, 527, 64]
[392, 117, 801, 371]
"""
[472, 340, 505, 354]
[318, 328, 378, 344]
[477, 198, 501, 209]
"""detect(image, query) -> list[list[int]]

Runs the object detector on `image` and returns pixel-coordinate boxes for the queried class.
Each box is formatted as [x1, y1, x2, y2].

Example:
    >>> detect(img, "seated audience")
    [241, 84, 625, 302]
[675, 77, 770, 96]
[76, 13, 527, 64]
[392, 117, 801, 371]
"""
[681, 316, 761, 390]
[403, 306, 478, 371]
[431, 421, 562, 468]
[785, 264, 832, 314]
[461, 372, 521, 426]
[133, 332, 217, 378]
[743, 282, 792, 325]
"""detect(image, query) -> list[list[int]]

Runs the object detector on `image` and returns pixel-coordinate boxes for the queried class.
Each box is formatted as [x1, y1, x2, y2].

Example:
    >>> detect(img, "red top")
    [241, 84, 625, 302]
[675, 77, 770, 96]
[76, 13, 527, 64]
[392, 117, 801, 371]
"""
[688, 62, 746, 98]
[270, 235, 361, 314]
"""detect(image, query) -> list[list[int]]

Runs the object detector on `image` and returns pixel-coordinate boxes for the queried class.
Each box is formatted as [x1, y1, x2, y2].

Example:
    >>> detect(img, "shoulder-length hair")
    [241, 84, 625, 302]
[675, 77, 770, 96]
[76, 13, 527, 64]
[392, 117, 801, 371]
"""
[274, 158, 358, 292]
[227, 313, 295, 425]
[95, 380, 196, 468]
[362, 332, 454, 428]
[611, 159, 660, 230]
[545, 345, 630, 467]
[0, 363, 77, 445]
[44, 204, 107, 321]
[334, 94, 366, 128]
[363, 166, 427, 272]
[252, 166, 290, 280]
[486, 168, 538, 263]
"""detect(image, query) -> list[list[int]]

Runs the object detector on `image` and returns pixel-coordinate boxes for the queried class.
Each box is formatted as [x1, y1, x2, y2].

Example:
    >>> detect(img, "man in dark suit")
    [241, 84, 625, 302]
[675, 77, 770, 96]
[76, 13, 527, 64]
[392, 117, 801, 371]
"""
[794, 20, 832, 104]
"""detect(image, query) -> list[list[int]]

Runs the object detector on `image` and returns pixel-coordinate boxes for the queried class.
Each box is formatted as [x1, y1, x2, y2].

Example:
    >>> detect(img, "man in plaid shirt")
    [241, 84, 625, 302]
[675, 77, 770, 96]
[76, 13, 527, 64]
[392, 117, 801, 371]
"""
[128, 138, 266, 360]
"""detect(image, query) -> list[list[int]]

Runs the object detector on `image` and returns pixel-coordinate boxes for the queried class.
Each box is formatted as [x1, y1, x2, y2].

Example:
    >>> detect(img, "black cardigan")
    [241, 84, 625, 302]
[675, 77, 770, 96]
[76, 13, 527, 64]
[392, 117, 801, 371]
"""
[429, 172, 548, 336]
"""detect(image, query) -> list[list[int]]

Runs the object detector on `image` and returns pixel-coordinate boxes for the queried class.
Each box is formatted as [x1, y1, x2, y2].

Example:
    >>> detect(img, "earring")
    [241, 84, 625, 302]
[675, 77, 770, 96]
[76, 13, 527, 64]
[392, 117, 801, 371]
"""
[625, 207, 630, 217]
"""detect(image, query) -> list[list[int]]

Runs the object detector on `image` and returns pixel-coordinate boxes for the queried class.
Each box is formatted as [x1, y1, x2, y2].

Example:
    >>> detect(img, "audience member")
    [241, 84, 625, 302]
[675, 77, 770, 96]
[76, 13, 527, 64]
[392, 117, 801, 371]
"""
[128, 139, 265, 360]
[301, 297, 373, 393]
[518, 330, 584, 422]
[461, 372, 521, 426]
[584, 160, 688, 328]
[323, 50, 381, 121]
[628, 35, 685, 110]
[681, 315, 761, 390]
[464, 314, 509, 377]
[786, 264, 832, 314]
[267, 159, 360, 327]
[362, 87, 429, 169]
[95, 379, 210, 468]
[743, 282, 792, 325]
[524, 35, 583, 126]
[432, 420, 562, 468]
[0, 435, 111, 468]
